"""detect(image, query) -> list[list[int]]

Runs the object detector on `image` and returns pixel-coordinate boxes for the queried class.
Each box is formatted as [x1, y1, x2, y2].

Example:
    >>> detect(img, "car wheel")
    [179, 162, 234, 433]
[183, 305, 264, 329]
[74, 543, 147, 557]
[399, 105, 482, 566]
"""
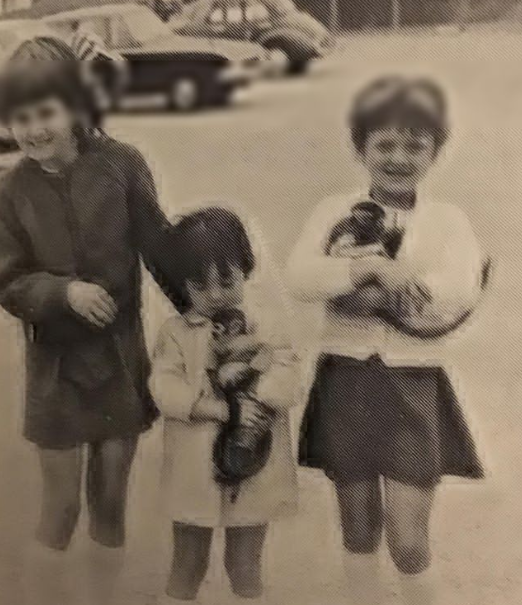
[169, 77, 201, 112]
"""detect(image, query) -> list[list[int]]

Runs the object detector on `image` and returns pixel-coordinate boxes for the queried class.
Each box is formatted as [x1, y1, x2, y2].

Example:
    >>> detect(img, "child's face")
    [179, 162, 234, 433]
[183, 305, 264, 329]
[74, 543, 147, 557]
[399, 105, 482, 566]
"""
[8, 97, 77, 164]
[360, 127, 437, 196]
[186, 263, 245, 319]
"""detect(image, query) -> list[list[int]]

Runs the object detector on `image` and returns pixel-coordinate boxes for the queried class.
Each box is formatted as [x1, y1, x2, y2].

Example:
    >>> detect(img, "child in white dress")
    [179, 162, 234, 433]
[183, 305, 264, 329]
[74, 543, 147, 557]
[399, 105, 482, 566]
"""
[151, 206, 298, 603]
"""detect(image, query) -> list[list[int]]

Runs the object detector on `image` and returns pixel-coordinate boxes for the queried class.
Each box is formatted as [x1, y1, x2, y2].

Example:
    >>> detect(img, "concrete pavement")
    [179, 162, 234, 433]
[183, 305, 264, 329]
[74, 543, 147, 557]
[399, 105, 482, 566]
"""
[1, 29, 522, 604]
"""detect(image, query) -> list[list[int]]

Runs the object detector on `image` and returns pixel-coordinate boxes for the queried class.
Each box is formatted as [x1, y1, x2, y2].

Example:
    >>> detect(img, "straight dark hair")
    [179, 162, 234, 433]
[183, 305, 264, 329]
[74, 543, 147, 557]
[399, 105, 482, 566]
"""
[166, 207, 256, 314]
[0, 37, 102, 128]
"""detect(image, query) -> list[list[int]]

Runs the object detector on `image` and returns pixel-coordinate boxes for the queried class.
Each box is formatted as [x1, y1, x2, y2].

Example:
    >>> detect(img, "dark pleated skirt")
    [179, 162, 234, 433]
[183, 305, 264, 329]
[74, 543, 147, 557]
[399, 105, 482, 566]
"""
[299, 354, 484, 486]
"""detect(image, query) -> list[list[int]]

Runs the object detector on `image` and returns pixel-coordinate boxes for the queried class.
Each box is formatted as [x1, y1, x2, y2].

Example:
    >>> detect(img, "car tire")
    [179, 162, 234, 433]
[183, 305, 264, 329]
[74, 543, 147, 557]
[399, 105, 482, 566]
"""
[169, 77, 201, 112]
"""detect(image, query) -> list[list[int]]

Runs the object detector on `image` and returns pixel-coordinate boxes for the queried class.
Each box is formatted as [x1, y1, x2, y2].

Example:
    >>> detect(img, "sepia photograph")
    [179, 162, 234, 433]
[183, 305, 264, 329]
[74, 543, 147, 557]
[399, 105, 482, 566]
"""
[0, 1, 520, 604]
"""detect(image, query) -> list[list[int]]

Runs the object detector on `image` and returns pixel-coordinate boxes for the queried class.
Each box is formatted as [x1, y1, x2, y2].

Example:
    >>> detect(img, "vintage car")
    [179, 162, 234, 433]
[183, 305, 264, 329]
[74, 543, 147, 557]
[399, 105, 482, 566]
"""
[44, 3, 262, 110]
[0, 20, 61, 151]
[170, 0, 332, 75]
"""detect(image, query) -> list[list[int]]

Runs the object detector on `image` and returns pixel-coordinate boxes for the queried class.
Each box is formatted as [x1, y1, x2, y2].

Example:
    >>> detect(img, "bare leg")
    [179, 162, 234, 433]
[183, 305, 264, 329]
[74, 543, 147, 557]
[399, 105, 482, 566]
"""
[36, 446, 83, 550]
[384, 478, 438, 604]
[335, 480, 383, 554]
[26, 447, 83, 605]
[87, 435, 138, 548]
[225, 525, 268, 599]
[85, 436, 138, 604]
[335, 480, 384, 604]
[168, 523, 214, 600]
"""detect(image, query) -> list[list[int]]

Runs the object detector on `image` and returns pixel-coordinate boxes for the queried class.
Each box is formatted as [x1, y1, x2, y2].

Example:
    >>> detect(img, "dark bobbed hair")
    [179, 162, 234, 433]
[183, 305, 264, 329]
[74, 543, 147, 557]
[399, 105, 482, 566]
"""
[0, 36, 102, 128]
[165, 206, 256, 315]
[349, 76, 449, 154]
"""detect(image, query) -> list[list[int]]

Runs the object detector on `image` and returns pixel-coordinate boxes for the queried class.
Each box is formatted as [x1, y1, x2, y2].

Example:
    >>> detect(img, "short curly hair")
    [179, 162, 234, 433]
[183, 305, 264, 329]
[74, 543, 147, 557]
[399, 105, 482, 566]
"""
[349, 76, 449, 154]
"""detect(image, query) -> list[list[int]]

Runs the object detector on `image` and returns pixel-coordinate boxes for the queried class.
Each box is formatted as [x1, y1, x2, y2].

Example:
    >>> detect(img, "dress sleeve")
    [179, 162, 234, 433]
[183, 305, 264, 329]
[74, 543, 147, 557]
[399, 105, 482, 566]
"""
[285, 196, 362, 301]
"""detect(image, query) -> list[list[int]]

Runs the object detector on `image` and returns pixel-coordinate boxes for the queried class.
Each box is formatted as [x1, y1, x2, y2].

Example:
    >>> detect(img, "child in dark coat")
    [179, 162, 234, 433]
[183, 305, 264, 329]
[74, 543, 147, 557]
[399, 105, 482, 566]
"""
[0, 36, 173, 604]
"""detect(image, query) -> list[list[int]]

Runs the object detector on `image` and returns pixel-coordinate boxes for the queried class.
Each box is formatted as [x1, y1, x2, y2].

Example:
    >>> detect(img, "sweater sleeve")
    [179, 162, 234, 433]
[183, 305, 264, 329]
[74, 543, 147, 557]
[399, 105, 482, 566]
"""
[0, 187, 73, 323]
[392, 205, 484, 332]
[285, 195, 362, 302]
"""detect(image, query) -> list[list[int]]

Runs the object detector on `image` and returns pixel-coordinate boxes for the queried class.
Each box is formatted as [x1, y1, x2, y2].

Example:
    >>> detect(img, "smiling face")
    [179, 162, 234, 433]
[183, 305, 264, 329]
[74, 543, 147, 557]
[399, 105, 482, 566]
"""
[185, 263, 246, 320]
[360, 127, 437, 197]
[8, 96, 77, 164]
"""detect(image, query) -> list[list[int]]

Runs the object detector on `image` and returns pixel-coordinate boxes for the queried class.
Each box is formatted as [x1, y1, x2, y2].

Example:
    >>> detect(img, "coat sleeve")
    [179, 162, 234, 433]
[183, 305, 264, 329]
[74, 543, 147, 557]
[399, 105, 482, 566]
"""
[285, 196, 361, 302]
[0, 189, 72, 323]
[125, 146, 174, 296]
[150, 322, 200, 421]
[150, 320, 228, 422]
[244, 262, 300, 412]
[254, 346, 300, 412]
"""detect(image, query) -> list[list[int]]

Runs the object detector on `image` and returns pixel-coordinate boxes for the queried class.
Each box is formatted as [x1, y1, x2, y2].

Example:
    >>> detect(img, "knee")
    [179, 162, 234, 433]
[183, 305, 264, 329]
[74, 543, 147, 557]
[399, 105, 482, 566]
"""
[168, 547, 210, 599]
[89, 519, 125, 549]
[389, 541, 431, 575]
[38, 495, 81, 551]
[225, 559, 263, 599]
[89, 492, 127, 547]
[342, 524, 381, 554]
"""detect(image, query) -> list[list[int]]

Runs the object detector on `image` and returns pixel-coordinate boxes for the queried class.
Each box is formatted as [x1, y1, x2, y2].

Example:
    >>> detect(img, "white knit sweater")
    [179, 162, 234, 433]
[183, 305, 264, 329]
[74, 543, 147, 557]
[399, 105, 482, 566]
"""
[285, 192, 484, 367]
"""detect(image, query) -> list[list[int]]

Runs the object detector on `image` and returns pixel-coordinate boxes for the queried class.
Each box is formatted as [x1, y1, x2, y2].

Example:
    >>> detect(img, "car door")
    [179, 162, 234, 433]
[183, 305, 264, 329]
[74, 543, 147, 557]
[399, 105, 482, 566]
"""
[110, 13, 170, 95]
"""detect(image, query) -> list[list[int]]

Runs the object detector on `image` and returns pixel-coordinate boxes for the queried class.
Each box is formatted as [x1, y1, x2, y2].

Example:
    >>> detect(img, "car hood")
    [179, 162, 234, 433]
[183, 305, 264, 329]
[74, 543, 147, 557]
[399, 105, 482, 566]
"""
[124, 34, 260, 62]
[277, 10, 328, 39]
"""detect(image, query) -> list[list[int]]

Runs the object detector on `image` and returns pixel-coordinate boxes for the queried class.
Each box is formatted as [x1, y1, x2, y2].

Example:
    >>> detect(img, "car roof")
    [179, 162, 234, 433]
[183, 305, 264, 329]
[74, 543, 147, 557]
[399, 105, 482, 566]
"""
[43, 3, 146, 22]
[0, 18, 47, 30]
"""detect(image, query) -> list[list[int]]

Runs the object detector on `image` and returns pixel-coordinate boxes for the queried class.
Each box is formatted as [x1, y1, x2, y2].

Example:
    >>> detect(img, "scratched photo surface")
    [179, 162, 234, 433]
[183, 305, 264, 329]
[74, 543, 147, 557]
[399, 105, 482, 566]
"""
[0, 1, 521, 604]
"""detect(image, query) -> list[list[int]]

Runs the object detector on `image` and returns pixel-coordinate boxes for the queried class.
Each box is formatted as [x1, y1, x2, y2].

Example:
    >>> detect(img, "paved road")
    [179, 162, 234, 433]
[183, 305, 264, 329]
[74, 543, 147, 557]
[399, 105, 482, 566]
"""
[1, 30, 522, 605]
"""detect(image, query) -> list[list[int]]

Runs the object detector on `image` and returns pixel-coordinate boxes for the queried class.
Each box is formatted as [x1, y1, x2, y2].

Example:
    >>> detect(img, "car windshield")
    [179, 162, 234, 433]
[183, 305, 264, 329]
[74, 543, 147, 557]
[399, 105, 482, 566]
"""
[122, 7, 172, 44]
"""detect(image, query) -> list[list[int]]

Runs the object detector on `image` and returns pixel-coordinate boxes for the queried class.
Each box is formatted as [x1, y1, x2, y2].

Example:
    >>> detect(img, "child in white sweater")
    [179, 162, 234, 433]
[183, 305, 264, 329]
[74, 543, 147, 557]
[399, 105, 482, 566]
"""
[287, 76, 487, 605]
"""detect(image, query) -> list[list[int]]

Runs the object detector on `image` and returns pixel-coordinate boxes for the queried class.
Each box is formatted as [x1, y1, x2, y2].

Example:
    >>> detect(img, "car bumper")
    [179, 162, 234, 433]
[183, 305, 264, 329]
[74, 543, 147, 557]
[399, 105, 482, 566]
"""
[218, 59, 261, 87]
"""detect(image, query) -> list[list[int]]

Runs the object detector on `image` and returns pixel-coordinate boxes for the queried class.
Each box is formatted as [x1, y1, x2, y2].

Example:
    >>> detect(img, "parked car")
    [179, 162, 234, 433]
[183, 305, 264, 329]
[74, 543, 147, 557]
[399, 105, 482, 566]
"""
[0, 20, 60, 151]
[170, 0, 332, 75]
[44, 3, 262, 111]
